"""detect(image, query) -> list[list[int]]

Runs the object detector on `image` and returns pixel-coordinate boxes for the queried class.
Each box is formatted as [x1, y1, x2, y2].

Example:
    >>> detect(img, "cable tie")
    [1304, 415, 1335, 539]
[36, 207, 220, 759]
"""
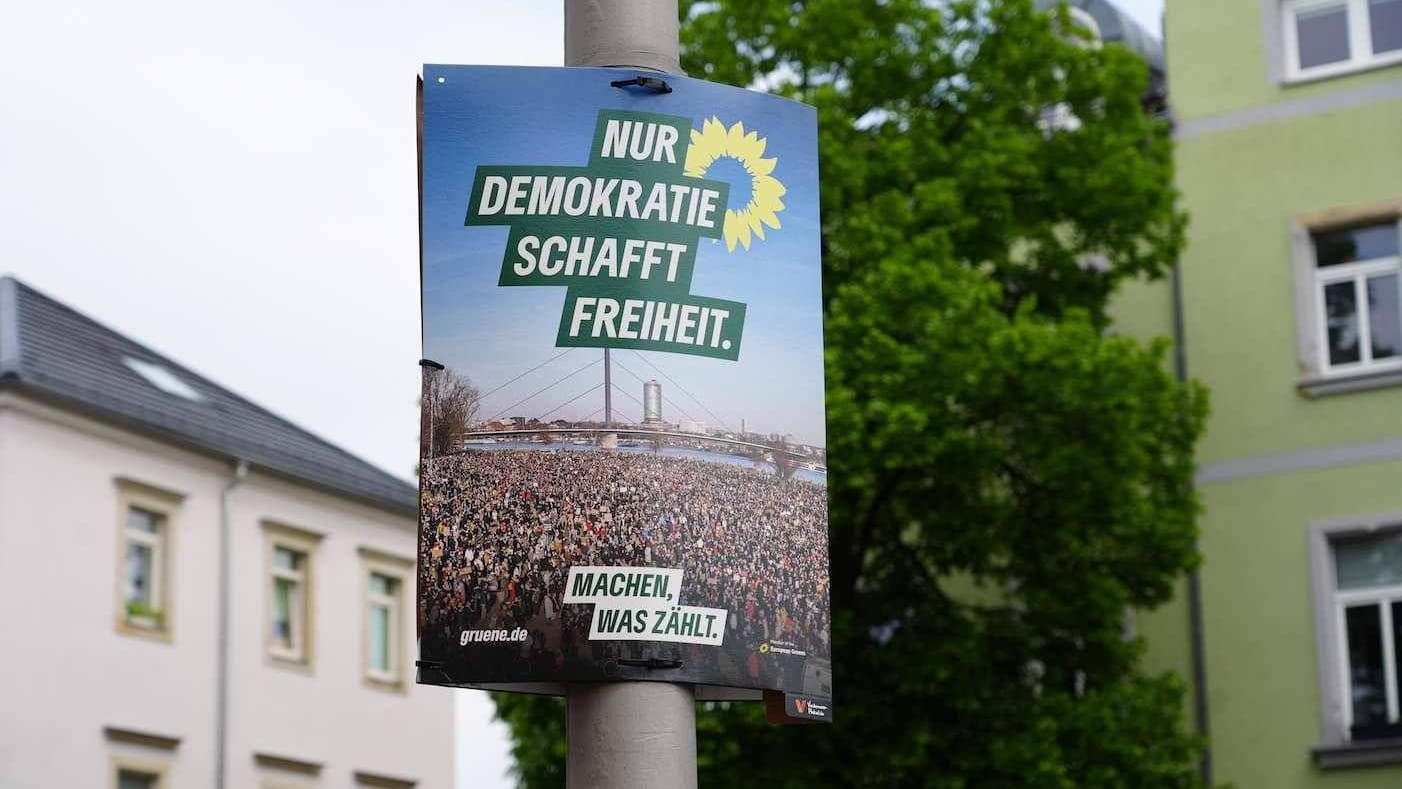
[610, 76, 672, 94]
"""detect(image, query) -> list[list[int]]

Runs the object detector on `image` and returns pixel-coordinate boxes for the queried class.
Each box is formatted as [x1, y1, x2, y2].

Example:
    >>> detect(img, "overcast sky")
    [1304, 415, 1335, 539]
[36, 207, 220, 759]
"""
[1105, 0, 1163, 36]
[0, 1, 1160, 787]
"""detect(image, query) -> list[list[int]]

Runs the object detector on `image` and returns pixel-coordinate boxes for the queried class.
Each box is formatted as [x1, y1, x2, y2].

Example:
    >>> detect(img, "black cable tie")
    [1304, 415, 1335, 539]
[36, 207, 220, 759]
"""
[617, 657, 684, 669]
[610, 76, 672, 94]
[415, 659, 446, 669]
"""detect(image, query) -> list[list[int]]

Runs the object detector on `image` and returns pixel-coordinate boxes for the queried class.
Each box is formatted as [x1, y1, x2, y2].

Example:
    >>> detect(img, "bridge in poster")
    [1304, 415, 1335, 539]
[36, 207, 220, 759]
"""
[451, 426, 814, 462]
[426, 346, 824, 469]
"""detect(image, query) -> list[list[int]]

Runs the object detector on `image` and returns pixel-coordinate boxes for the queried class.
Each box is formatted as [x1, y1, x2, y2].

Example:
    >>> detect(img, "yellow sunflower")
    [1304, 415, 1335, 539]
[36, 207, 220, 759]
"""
[684, 118, 786, 252]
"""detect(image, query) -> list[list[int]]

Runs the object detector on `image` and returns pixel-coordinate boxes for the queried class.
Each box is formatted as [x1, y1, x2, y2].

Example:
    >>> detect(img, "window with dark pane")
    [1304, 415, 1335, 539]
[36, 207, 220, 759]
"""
[1313, 220, 1402, 371]
[1314, 223, 1401, 268]
[1335, 530, 1402, 740]
[1325, 280, 1361, 366]
[1296, 2, 1353, 68]
[1347, 604, 1388, 734]
[117, 769, 158, 789]
[1369, 273, 1402, 360]
[1336, 531, 1402, 589]
[1373, 0, 1402, 54]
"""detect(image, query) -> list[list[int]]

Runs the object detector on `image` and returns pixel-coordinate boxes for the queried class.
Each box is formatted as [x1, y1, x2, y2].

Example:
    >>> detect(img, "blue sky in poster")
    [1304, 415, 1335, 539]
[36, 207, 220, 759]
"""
[421, 65, 826, 446]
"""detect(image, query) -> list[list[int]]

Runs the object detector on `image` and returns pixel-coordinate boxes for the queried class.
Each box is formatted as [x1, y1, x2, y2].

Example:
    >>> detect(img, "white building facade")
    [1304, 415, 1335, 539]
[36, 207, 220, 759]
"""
[0, 277, 452, 788]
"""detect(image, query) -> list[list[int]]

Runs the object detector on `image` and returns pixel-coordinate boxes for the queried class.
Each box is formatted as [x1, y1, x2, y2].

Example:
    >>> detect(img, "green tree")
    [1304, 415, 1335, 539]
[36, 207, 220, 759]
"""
[495, 1, 1209, 786]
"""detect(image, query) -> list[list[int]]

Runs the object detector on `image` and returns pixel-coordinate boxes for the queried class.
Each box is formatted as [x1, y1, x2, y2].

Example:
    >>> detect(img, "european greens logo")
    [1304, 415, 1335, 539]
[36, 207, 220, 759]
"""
[684, 118, 787, 252]
[465, 109, 786, 362]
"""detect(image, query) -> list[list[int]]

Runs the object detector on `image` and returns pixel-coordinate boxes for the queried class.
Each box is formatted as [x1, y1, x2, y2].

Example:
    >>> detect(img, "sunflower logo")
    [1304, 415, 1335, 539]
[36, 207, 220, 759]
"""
[684, 118, 787, 252]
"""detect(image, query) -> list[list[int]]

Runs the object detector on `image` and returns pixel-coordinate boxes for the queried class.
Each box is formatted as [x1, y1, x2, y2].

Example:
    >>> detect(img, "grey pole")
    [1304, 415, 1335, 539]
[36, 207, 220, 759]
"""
[215, 459, 248, 789]
[563, 2, 697, 787]
[567, 682, 697, 789]
[565, 0, 683, 73]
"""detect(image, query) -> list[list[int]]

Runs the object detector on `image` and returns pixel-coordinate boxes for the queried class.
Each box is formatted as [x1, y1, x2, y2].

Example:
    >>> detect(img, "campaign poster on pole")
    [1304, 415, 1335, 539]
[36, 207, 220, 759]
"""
[416, 64, 830, 722]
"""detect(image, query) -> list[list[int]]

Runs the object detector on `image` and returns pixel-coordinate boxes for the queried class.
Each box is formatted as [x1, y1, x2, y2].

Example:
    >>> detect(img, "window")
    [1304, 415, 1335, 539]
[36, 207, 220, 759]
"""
[122, 357, 204, 402]
[111, 753, 168, 789]
[263, 523, 321, 667]
[1312, 220, 1402, 374]
[117, 768, 160, 789]
[1332, 530, 1402, 741]
[359, 546, 413, 689]
[124, 508, 166, 628]
[1311, 518, 1402, 759]
[1284, 0, 1402, 80]
[271, 546, 307, 659]
[367, 573, 399, 681]
[114, 480, 182, 640]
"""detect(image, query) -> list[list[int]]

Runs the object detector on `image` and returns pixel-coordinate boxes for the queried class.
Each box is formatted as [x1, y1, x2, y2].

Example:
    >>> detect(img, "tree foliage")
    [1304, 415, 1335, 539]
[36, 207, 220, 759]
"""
[495, 1, 1209, 786]
[421, 367, 481, 458]
[684, 0, 1185, 321]
[769, 436, 801, 481]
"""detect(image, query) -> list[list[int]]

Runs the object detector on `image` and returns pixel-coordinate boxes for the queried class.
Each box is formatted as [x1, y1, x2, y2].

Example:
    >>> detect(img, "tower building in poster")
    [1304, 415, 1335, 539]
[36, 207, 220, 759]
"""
[643, 379, 662, 423]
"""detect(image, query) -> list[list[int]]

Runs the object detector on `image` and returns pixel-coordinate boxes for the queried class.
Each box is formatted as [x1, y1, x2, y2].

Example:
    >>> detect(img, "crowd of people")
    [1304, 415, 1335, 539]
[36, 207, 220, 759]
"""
[418, 448, 829, 690]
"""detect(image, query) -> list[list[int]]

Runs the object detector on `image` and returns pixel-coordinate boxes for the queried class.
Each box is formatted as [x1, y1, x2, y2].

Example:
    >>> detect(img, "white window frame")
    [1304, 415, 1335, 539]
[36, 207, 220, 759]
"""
[1335, 584, 1402, 733]
[270, 547, 308, 661]
[366, 574, 399, 683]
[1315, 251, 1402, 375]
[1292, 206, 1402, 395]
[1283, 0, 1402, 82]
[359, 546, 413, 691]
[1310, 515, 1402, 746]
[113, 479, 183, 641]
[124, 510, 164, 622]
[263, 522, 322, 669]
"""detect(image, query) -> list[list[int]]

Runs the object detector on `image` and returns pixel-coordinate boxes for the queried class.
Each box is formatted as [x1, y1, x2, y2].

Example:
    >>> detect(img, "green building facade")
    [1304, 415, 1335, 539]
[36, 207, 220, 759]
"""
[1119, 2, 1402, 786]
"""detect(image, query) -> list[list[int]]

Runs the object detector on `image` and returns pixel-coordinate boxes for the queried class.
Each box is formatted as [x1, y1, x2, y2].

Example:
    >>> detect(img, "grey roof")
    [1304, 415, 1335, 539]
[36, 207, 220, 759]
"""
[0, 276, 417, 516]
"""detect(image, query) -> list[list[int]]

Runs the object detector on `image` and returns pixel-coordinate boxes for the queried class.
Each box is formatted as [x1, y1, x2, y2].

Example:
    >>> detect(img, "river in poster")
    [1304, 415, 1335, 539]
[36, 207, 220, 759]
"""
[417, 64, 829, 717]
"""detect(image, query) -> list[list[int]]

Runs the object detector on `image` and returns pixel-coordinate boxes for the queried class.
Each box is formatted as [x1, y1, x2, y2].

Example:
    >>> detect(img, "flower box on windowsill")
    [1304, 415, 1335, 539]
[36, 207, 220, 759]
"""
[124, 602, 165, 630]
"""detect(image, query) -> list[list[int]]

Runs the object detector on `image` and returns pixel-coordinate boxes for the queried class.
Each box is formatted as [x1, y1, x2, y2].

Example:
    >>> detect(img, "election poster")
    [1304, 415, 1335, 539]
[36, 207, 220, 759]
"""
[416, 64, 830, 721]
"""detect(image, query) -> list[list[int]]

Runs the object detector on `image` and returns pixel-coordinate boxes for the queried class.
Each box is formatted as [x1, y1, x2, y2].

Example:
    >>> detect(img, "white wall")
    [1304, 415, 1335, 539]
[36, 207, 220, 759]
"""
[0, 395, 453, 788]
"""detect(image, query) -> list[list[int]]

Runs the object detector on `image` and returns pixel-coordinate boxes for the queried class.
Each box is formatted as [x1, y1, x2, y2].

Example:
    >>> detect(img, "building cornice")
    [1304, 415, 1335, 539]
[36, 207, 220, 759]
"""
[1199, 433, 1402, 485]
[1176, 76, 1402, 141]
